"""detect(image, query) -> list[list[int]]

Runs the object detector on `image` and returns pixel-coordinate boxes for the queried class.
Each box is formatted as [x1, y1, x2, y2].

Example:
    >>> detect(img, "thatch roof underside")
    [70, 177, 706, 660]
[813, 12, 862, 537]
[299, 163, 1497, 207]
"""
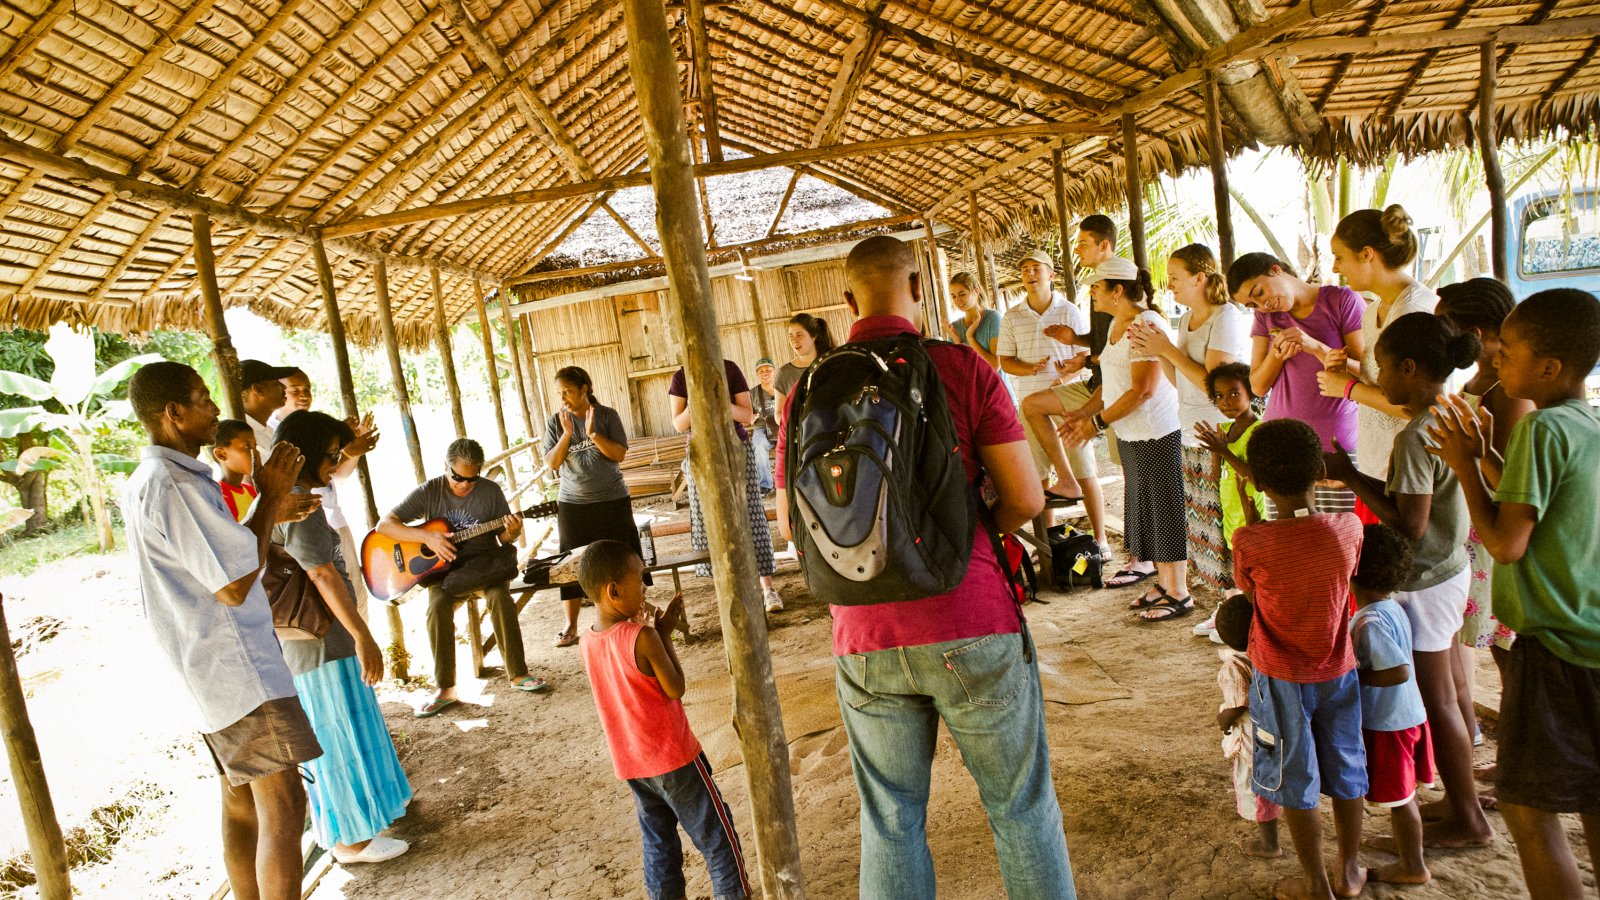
[0, 0, 1595, 348]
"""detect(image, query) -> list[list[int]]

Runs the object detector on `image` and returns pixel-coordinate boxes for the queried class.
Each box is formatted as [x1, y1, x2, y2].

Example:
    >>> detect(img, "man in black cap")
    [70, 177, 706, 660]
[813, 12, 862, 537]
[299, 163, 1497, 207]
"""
[239, 359, 297, 450]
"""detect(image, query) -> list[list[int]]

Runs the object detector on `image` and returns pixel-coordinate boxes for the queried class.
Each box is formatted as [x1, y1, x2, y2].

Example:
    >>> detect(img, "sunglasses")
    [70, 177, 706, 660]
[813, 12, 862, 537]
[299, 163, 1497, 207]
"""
[447, 471, 480, 484]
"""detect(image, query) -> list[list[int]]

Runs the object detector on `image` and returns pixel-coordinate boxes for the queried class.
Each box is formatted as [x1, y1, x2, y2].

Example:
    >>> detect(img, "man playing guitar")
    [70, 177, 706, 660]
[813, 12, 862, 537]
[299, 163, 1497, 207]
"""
[376, 439, 550, 717]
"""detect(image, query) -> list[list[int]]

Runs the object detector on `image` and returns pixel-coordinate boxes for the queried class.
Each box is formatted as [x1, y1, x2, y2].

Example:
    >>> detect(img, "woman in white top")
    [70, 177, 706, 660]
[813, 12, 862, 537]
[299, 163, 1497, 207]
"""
[1060, 258, 1190, 620]
[1128, 243, 1251, 594]
[1318, 205, 1438, 477]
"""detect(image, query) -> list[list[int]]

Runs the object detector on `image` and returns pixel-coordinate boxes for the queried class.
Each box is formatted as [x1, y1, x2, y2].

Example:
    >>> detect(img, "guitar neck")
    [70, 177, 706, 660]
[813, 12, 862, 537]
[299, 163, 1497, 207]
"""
[444, 501, 556, 543]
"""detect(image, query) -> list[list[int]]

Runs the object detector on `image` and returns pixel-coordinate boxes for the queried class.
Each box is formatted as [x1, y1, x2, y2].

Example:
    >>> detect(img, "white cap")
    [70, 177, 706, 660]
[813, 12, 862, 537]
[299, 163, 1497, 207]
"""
[1082, 257, 1139, 285]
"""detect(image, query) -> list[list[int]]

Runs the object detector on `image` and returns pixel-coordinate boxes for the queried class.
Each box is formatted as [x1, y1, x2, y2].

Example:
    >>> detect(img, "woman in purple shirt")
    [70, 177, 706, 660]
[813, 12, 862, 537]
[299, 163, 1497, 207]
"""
[1228, 252, 1365, 512]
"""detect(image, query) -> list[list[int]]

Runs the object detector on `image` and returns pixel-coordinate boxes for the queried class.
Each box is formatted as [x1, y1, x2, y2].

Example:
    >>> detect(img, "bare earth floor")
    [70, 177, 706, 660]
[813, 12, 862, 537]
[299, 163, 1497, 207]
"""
[2, 531, 1594, 899]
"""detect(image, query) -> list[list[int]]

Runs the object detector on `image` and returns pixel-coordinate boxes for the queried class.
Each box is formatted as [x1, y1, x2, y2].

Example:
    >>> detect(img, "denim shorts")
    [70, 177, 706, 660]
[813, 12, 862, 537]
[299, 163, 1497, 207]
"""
[1249, 670, 1367, 810]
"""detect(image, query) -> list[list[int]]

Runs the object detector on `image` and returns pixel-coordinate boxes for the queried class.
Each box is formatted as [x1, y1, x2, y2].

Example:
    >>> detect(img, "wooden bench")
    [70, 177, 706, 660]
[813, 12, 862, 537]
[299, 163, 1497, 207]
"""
[465, 549, 714, 677]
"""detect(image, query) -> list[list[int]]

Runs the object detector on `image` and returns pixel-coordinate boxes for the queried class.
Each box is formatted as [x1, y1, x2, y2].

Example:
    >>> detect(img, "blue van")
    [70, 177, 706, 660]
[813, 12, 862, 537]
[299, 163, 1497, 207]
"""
[1507, 188, 1600, 301]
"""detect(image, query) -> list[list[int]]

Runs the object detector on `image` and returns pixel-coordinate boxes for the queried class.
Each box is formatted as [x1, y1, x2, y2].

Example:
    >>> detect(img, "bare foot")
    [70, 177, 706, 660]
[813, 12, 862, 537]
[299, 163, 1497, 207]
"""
[1371, 862, 1431, 885]
[1334, 865, 1368, 898]
[1239, 837, 1283, 858]
[1272, 876, 1331, 900]
[1479, 788, 1498, 812]
[1423, 817, 1496, 849]
[1363, 834, 1399, 855]
[1474, 762, 1498, 784]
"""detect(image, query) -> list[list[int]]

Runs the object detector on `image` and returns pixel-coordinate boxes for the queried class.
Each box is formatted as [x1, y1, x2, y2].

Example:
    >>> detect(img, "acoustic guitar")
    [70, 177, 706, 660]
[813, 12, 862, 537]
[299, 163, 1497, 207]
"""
[361, 501, 557, 601]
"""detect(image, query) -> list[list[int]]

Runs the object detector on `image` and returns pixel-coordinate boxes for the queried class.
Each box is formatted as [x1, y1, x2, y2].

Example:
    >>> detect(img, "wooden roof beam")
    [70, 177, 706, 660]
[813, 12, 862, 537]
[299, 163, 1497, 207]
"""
[187, 1, 383, 194]
[244, 10, 446, 206]
[1109, 0, 1369, 119]
[326, 121, 1111, 237]
[142, 0, 316, 174]
[269, 52, 480, 216]
[0, 133, 499, 286]
[685, 0, 726, 162]
[443, 0, 594, 181]
[319, 64, 514, 222]
[603, 202, 656, 256]
[811, 2, 889, 148]
[926, 136, 1109, 217]
[793, 0, 1109, 112]
[0, 0, 77, 83]
[1252, 15, 1600, 60]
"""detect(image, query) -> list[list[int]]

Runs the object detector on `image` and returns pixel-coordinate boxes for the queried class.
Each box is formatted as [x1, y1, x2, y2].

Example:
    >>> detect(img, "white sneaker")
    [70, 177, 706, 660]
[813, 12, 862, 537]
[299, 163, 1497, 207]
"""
[1193, 611, 1218, 637]
[331, 835, 409, 865]
[763, 588, 784, 612]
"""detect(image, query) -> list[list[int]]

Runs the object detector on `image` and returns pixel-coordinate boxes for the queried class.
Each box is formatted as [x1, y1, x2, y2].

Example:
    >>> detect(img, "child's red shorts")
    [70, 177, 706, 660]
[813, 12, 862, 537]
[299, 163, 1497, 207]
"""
[1363, 722, 1436, 807]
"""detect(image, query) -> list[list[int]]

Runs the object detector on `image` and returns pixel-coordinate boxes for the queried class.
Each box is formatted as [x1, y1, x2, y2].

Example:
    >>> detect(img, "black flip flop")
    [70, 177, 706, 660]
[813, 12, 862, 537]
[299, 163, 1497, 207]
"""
[1106, 567, 1156, 588]
[1128, 584, 1168, 609]
[1139, 594, 1195, 622]
[1044, 489, 1085, 505]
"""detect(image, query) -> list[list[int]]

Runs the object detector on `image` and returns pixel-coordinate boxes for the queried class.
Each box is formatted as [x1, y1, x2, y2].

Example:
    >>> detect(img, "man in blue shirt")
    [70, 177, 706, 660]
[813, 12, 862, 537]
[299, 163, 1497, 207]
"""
[125, 361, 321, 900]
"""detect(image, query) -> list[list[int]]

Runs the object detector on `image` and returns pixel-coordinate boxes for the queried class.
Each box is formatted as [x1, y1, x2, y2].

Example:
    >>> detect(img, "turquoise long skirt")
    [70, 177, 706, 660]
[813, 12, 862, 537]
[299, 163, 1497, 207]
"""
[294, 656, 413, 847]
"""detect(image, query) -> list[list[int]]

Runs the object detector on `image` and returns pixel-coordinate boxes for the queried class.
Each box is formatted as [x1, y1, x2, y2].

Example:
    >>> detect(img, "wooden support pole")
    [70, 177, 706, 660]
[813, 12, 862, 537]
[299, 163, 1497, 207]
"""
[1050, 149, 1079, 298]
[1122, 113, 1149, 271]
[923, 218, 953, 327]
[431, 265, 468, 438]
[473, 277, 512, 457]
[499, 289, 538, 439]
[738, 250, 774, 361]
[766, 168, 802, 237]
[620, 0, 804, 894]
[374, 260, 427, 483]
[0, 595, 72, 900]
[1479, 42, 1509, 281]
[986, 249, 1003, 308]
[314, 236, 402, 678]
[192, 213, 245, 419]
[1203, 74, 1236, 270]
[519, 316, 552, 424]
[968, 192, 992, 304]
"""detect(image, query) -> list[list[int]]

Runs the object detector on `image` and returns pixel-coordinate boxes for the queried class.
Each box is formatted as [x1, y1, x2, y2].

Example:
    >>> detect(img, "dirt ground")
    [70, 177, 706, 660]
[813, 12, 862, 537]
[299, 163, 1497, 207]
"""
[2, 524, 1594, 898]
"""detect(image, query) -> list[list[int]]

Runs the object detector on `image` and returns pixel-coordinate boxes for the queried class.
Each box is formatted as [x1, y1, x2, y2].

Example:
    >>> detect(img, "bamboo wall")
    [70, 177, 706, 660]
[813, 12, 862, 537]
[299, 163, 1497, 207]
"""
[522, 254, 864, 438]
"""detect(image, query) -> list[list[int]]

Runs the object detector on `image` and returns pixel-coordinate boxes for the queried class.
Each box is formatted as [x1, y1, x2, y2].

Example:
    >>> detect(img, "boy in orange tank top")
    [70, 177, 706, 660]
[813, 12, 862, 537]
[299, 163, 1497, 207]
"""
[576, 540, 750, 900]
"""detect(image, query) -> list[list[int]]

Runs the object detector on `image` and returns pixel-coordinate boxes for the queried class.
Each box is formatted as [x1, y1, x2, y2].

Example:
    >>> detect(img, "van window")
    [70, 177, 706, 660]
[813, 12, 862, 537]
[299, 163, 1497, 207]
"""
[1521, 194, 1600, 278]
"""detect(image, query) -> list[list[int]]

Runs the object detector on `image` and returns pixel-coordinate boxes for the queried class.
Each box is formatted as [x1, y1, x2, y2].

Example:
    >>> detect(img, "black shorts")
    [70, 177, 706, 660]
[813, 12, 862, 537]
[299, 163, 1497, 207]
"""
[202, 697, 323, 787]
[1497, 636, 1600, 814]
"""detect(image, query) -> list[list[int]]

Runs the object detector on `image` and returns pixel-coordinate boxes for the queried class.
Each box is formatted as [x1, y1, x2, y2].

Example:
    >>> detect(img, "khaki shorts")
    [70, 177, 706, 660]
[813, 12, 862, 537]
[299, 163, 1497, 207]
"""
[1020, 381, 1100, 483]
[202, 697, 322, 786]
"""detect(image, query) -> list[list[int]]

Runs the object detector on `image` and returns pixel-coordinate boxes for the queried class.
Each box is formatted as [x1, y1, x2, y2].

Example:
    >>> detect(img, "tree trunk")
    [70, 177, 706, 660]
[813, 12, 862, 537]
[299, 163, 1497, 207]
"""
[1, 432, 50, 534]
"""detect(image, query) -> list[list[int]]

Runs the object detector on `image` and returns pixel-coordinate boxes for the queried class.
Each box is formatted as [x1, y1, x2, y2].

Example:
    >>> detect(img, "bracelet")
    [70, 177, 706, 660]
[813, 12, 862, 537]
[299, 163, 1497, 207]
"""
[1091, 413, 1108, 432]
[1342, 378, 1358, 401]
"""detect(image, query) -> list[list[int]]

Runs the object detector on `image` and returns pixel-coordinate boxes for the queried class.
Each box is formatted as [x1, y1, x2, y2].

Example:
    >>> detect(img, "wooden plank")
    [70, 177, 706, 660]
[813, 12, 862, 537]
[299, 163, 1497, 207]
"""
[619, 0, 805, 892]
[1256, 15, 1600, 60]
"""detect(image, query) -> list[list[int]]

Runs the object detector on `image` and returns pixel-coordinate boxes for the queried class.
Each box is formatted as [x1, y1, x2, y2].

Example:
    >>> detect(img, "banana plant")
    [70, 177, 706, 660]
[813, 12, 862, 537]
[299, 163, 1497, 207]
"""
[0, 324, 158, 552]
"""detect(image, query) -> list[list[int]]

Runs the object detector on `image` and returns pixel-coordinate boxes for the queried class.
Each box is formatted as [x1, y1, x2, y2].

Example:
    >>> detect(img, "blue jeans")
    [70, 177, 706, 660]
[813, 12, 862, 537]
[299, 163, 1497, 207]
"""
[750, 429, 775, 493]
[627, 753, 750, 900]
[835, 632, 1075, 899]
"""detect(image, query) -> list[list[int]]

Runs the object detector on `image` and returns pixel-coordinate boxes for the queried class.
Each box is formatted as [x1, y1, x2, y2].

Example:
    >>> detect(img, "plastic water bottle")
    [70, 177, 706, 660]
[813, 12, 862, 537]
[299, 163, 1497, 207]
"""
[638, 518, 657, 567]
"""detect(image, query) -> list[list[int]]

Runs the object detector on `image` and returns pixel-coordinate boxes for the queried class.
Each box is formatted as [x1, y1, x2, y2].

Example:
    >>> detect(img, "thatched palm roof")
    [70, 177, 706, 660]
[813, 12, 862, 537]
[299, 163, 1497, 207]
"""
[0, 0, 1594, 348]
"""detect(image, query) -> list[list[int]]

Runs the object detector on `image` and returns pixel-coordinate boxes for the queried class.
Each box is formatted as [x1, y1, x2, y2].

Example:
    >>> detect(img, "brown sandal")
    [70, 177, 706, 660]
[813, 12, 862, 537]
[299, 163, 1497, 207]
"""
[553, 629, 579, 648]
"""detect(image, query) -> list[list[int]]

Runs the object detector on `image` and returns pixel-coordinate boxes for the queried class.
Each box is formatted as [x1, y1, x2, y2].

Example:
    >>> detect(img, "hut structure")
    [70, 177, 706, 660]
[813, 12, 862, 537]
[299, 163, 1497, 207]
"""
[0, 0, 1597, 893]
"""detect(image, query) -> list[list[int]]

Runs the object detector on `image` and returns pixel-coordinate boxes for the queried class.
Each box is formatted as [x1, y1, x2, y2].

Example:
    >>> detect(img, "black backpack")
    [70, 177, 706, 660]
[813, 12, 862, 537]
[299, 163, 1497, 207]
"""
[1048, 524, 1104, 590]
[784, 336, 976, 605]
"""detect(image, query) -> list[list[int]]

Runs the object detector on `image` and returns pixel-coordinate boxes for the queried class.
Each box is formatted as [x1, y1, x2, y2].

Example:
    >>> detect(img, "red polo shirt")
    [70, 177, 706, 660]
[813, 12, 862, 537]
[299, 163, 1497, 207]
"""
[776, 315, 1027, 655]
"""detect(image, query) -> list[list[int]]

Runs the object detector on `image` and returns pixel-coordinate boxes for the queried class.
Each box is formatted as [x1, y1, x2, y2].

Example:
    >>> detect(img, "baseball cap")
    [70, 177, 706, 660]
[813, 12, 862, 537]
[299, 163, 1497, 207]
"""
[1018, 250, 1056, 270]
[1082, 257, 1139, 286]
[756, 357, 775, 369]
[239, 359, 297, 388]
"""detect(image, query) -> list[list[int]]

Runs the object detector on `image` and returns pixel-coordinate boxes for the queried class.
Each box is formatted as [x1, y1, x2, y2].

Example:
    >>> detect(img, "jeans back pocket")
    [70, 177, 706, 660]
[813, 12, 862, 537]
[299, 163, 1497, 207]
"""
[943, 634, 1025, 707]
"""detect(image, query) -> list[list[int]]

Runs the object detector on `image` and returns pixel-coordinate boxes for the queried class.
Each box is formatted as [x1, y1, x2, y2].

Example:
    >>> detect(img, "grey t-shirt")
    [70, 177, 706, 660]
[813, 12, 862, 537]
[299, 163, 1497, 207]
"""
[542, 404, 630, 504]
[390, 475, 513, 558]
[274, 487, 356, 676]
[775, 362, 806, 399]
[1386, 409, 1469, 590]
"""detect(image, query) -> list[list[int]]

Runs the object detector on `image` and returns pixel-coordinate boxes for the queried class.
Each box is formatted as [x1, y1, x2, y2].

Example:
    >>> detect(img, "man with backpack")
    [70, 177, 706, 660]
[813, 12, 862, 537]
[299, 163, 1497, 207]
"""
[776, 236, 1075, 898]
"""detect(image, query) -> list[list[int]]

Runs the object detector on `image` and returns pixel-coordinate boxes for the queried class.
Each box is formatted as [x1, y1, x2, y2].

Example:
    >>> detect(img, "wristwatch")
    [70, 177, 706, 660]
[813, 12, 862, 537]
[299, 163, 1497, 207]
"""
[1091, 413, 1108, 432]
